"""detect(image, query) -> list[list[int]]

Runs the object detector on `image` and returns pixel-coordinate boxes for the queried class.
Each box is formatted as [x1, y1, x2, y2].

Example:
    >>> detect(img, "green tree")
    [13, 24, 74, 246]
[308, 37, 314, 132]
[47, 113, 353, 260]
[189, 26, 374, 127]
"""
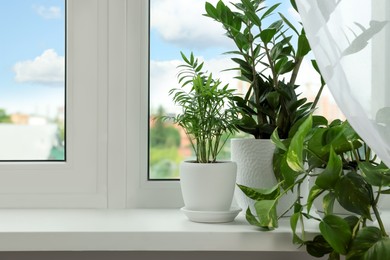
[0, 109, 11, 123]
[150, 106, 180, 148]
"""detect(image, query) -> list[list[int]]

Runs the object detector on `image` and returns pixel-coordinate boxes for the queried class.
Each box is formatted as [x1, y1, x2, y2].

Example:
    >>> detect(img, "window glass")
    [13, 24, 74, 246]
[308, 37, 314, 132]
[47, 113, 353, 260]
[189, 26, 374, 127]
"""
[149, 0, 343, 179]
[0, 0, 65, 161]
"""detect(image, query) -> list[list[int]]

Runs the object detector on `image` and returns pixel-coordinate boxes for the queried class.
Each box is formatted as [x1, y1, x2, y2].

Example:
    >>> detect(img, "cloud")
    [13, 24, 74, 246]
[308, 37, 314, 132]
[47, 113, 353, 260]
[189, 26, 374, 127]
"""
[150, 0, 232, 49]
[13, 49, 64, 86]
[33, 5, 62, 19]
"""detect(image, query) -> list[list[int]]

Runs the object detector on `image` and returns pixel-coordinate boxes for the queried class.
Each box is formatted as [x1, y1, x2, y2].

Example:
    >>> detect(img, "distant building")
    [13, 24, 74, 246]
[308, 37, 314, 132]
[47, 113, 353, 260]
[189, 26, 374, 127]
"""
[10, 113, 29, 125]
[0, 124, 58, 160]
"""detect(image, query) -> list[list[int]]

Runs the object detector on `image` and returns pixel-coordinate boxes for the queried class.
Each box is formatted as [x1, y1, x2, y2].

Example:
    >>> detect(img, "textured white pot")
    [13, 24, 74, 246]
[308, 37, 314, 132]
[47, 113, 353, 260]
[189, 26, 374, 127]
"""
[231, 138, 308, 216]
[180, 161, 237, 211]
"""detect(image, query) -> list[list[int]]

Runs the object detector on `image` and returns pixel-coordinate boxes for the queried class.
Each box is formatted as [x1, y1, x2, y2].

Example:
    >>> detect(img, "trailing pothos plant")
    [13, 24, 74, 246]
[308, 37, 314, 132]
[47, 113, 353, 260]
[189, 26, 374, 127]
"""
[243, 114, 390, 259]
[204, 0, 325, 139]
[165, 52, 240, 163]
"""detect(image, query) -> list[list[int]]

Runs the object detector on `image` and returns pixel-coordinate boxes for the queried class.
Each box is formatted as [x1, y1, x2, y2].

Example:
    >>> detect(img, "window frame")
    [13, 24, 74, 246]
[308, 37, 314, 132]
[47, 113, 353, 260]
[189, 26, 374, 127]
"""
[0, 0, 109, 208]
[124, 0, 183, 208]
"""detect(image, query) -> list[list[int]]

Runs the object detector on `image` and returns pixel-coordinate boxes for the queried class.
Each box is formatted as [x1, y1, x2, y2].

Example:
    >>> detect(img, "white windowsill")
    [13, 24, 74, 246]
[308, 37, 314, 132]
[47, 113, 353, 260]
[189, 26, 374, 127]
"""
[0, 208, 326, 252]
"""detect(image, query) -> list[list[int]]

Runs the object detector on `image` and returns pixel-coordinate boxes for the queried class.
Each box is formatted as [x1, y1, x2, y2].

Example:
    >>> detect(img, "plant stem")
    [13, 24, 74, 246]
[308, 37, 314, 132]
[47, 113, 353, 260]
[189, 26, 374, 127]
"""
[373, 204, 388, 237]
[311, 82, 325, 110]
[289, 57, 303, 86]
[373, 186, 388, 237]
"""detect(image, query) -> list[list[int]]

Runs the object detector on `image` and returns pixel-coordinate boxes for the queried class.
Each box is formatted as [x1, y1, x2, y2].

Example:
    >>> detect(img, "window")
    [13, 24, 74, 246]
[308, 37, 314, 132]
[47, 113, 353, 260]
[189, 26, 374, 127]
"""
[0, 0, 109, 208]
[0, 0, 65, 161]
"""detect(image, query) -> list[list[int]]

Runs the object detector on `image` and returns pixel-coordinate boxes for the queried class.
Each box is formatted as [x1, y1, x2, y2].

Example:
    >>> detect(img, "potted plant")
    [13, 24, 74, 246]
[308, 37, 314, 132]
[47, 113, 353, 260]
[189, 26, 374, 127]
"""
[245, 114, 390, 258]
[166, 52, 241, 223]
[204, 0, 324, 214]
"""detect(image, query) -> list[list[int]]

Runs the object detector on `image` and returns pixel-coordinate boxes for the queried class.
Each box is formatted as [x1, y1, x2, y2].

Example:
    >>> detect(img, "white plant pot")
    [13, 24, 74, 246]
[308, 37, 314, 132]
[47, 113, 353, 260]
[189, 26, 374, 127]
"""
[231, 138, 308, 216]
[180, 161, 239, 222]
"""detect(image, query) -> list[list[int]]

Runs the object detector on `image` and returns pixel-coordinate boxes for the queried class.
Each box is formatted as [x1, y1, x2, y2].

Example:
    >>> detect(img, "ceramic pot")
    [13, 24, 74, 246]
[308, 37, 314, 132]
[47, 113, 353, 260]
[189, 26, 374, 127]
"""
[180, 161, 237, 212]
[231, 138, 308, 216]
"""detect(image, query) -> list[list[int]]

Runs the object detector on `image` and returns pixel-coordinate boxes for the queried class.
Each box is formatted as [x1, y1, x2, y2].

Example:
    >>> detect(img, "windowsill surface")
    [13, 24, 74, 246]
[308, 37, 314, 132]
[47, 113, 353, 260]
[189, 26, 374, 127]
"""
[0, 208, 328, 252]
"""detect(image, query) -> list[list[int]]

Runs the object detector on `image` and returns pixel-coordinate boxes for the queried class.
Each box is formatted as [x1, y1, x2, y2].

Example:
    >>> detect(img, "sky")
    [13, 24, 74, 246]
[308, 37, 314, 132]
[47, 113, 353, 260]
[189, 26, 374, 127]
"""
[0, 0, 64, 119]
[149, 0, 324, 114]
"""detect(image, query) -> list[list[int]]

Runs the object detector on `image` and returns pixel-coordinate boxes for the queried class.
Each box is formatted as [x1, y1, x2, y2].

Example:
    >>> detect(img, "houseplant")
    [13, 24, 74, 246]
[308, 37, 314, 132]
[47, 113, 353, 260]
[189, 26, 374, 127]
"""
[246, 114, 390, 258]
[167, 52, 241, 223]
[204, 0, 324, 214]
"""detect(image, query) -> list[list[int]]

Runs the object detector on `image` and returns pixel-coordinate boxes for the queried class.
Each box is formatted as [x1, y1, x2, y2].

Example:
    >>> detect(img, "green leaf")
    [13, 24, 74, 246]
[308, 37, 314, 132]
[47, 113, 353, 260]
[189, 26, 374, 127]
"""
[307, 184, 323, 213]
[245, 207, 262, 227]
[290, 0, 298, 12]
[305, 235, 334, 258]
[260, 28, 277, 44]
[281, 153, 299, 188]
[344, 215, 360, 232]
[335, 172, 373, 220]
[359, 161, 390, 187]
[297, 34, 311, 57]
[274, 57, 288, 74]
[319, 215, 352, 255]
[266, 91, 280, 109]
[205, 2, 219, 20]
[279, 12, 299, 35]
[254, 199, 278, 229]
[290, 212, 304, 244]
[363, 238, 390, 260]
[237, 183, 280, 201]
[245, 10, 261, 27]
[286, 115, 313, 172]
[315, 148, 342, 189]
[271, 129, 287, 151]
[347, 227, 389, 260]
[261, 3, 281, 20]
[322, 192, 336, 215]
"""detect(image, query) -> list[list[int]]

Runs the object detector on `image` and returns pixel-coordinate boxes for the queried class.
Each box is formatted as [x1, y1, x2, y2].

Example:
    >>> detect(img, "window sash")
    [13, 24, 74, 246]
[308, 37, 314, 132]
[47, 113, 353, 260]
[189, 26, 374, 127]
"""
[0, 0, 184, 209]
[0, 0, 108, 208]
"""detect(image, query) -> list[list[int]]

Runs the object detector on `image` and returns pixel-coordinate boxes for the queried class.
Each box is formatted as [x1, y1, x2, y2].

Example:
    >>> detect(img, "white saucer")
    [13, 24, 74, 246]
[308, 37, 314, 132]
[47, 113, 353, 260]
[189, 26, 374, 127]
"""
[181, 207, 242, 223]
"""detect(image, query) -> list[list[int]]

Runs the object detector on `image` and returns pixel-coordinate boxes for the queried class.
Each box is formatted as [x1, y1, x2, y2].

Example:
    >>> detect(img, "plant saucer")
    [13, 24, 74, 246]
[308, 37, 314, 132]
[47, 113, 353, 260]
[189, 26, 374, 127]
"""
[180, 207, 242, 223]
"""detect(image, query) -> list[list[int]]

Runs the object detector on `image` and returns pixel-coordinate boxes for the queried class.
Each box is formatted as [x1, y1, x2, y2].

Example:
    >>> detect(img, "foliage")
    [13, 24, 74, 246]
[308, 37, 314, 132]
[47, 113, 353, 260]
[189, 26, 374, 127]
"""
[151, 106, 181, 148]
[165, 52, 240, 163]
[0, 109, 11, 123]
[204, 0, 323, 139]
[241, 115, 390, 259]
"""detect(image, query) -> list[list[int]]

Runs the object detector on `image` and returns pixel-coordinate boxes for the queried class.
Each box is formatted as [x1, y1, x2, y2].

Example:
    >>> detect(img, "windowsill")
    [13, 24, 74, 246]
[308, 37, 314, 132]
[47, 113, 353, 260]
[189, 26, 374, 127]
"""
[0, 208, 326, 252]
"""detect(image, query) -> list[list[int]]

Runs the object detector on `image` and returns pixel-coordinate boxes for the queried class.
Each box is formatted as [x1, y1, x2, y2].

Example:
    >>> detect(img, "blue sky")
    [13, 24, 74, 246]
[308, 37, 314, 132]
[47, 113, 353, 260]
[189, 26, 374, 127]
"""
[0, 0, 64, 118]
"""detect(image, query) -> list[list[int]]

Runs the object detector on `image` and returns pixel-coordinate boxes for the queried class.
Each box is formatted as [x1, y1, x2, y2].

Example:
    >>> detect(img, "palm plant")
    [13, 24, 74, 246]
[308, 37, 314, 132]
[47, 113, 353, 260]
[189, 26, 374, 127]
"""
[167, 52, 240, 163]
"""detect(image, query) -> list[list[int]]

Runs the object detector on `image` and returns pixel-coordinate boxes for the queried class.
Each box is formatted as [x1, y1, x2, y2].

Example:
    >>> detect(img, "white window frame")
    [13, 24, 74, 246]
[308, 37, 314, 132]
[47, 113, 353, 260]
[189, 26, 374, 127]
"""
[0, 0, 109, 208]
[122, 0, 183, 209]
[0, 0, 183, 209]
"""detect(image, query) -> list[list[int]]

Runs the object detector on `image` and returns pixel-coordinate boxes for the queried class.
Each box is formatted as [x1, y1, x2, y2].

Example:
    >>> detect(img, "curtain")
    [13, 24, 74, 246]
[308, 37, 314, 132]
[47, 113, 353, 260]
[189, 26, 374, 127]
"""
[296, 0, 390, 167]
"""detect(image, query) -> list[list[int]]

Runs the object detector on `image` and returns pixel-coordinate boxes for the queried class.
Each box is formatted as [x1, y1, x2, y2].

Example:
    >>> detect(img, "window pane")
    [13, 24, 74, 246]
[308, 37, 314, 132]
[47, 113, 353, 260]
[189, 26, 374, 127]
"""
[149, 0, 344, 179]
[0, 0, 65, 160]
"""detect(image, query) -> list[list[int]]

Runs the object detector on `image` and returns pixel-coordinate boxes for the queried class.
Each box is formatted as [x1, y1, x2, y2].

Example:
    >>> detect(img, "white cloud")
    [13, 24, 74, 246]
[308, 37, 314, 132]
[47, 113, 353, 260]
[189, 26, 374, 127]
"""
[33, 5, 61, 19]
[13, 49, 64, 86]
[150, 0, 232, 49]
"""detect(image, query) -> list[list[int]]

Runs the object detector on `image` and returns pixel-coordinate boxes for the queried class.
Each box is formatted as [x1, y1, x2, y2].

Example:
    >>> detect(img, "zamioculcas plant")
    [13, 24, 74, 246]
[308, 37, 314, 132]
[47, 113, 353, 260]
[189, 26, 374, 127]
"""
[204, 0, 324, 139]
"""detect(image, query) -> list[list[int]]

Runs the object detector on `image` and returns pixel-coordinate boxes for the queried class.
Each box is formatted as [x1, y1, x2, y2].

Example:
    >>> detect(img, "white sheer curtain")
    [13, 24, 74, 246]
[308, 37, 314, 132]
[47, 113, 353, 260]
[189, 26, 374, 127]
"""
[296, 0, 390, 167]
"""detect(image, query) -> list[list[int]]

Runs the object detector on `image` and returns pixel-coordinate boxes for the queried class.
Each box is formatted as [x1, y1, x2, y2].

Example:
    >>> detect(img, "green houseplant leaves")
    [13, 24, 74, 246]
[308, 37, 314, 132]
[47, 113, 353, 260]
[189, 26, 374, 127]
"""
[166, 52, 240, 163]
[204, 0, 317, 140]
